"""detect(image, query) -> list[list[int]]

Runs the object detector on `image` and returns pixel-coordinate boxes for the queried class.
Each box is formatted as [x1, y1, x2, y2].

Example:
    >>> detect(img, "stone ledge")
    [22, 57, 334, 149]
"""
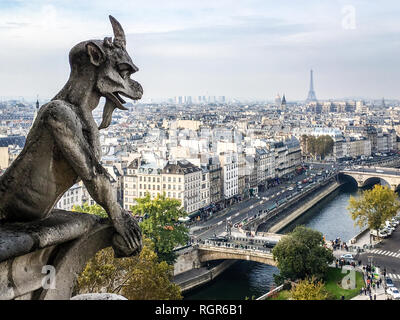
[0, 209, 107, 262]
[0, 209, 114, 300]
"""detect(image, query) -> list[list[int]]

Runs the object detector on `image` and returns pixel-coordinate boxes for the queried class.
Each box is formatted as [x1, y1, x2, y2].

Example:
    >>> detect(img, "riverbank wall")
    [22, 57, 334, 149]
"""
[267, 181, 342, 233]
[174, 260, 237, 293]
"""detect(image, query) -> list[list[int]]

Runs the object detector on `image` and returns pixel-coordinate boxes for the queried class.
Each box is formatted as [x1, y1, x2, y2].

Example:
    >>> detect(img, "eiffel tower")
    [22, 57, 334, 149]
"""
[306, 69, 317, 103]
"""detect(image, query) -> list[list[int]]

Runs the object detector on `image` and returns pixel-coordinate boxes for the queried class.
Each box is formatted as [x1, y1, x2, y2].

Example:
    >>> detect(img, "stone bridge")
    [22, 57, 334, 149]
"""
[340, 166, 400, 191]
[196, 233, 281, 266]
[197, 244, 276, 266]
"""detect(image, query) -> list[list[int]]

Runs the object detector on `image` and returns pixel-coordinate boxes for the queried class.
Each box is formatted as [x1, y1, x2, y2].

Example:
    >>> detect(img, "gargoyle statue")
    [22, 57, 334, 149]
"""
[0, 16, 143, 257]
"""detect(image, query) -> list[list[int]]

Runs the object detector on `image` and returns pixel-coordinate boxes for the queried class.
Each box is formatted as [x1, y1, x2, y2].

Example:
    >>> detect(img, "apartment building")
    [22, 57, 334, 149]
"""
[219, 152, 238, 205]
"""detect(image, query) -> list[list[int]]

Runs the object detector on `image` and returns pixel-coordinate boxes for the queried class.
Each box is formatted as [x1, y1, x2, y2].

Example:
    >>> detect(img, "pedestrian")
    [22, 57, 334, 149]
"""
[374, 294, 376, 300]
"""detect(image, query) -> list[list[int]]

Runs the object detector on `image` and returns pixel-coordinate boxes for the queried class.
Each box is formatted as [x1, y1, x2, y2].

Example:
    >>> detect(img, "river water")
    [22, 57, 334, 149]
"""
[184, 183, 363, 300]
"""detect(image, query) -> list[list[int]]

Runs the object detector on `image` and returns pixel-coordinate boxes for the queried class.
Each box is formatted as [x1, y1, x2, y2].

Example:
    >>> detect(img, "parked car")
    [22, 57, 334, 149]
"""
[381, 228, 392, 236]
[340, 253, 355, 263]
[386, 277, 395, 287]
[388, 287, 400, 300]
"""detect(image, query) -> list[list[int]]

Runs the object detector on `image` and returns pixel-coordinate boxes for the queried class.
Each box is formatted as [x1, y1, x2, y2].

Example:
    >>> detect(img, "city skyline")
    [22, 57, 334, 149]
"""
[0, 1, 399, 101]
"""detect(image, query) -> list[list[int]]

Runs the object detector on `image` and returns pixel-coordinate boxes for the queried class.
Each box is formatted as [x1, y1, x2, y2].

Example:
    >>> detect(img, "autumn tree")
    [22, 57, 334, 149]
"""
[130, 193, 189, 265]
[76, 238, 182, 300]
[290, 277, 329, 300]
[348, 184, 400, 239]
[73, 203, 182, 300]
[272, 226, 334, 284]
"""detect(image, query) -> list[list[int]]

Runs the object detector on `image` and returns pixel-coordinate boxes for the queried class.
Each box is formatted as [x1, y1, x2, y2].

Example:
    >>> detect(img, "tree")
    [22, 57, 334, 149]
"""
[131, 193, 189, 265]
[348, 184, 400, 238]
[76, 238, 182, 300]
[272, 225, 334, 283]
[301, 135, 334, 160]
[72, 202, 108, 218]
[73, 203, 183, 300]
[290, 277, 329, 300]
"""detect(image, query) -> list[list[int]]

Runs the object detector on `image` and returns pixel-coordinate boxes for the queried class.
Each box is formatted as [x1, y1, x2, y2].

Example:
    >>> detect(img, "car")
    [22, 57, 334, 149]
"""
[381, 228, 392, 236]
[288, 187, 294, 191]
[386, 277, 395, 287]
[379, 230, 390, 238]
[340, 254, 354, 262]
[384, 224, 395, 233]
[208, 236, 228, 242]
[388, 287, 400, 300]
[387, 220, 398, 228]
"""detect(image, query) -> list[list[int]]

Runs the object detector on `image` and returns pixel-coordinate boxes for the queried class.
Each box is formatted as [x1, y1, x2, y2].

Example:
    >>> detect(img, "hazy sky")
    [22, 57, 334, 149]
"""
[0, 0, 399, 101]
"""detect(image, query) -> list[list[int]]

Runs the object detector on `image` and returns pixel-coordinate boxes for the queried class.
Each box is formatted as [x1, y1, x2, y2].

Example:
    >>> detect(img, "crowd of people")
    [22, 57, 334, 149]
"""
[331, 237, 349, 251]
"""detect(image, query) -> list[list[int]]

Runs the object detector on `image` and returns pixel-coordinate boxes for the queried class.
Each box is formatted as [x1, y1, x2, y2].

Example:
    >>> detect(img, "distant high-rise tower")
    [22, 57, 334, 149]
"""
[306, 69, 317, 103]
[382, 97, 386, 108]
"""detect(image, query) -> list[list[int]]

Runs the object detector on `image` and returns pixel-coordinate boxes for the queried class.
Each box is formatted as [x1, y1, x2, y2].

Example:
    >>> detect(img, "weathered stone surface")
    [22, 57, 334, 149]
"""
[0, 211, 115, 300]
[39, 223, 114, 300]
[71, 293, 127, 300]
[0, 210, 103, 262]
[11, 246, 55, 297]
[0, 260, 14, 300]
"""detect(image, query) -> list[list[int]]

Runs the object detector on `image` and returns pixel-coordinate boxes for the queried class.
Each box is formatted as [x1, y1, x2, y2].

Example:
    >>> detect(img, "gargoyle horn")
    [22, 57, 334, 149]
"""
[109, 15, 126, 48]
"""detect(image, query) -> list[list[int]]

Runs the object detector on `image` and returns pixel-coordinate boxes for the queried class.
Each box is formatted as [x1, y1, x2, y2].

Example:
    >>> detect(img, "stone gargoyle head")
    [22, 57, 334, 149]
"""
[68, 15, 143, 129]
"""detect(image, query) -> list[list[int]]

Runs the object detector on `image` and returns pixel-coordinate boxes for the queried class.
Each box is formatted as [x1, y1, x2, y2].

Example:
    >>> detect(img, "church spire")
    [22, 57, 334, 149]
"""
[281, 93, 286, 106]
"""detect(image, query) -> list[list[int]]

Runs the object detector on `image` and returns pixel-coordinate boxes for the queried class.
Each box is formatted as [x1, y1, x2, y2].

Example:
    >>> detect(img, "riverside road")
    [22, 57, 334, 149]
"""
[190, 154, 400, 242]
[190, 163, 336, 241]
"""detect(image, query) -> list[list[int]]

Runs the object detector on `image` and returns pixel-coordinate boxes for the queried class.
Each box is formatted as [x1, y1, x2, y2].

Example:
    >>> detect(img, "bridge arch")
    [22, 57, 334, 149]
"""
[197, 246, 277, 266]
[361, 177, 390, 189]
[338, 173, 358, 187]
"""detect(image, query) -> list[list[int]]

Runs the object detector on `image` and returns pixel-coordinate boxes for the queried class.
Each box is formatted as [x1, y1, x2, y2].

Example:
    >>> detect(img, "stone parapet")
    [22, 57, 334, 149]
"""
[0, 210, 114, 300]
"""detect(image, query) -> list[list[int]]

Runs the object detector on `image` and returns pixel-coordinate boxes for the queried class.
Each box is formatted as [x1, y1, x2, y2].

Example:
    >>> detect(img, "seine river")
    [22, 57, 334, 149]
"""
[184, 183, 363, 300]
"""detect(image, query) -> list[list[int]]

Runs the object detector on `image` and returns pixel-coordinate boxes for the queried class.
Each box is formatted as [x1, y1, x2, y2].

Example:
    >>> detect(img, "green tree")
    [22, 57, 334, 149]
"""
[76, 238, 182, 300]
[301, 135, 334, 160]
[316, 135, 334, 159]
[348, 184, 400, 237]
[290, 277, 329, 300]
[272, 226, 334, 283]
[131, 193, 189, 265]
[72, 202, 108, 218]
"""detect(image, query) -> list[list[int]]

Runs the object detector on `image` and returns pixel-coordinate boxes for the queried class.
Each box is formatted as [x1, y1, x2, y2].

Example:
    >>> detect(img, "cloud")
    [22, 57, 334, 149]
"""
[0, 0, 399, 100]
